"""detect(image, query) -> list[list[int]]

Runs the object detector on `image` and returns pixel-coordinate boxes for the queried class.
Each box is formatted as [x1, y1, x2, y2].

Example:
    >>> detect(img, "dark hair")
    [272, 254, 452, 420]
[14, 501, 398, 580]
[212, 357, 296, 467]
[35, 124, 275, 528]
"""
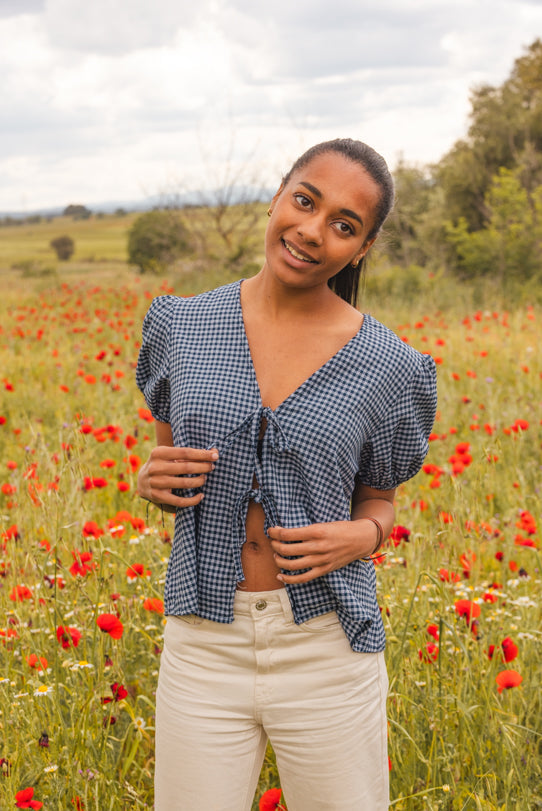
[282, 138, 395, 306]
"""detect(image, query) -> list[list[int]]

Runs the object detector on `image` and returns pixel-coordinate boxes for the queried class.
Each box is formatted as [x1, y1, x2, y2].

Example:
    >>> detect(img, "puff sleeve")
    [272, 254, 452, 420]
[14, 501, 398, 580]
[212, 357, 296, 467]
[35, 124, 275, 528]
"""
[135, 295, 176, 423]
[357, 353, 437, 490]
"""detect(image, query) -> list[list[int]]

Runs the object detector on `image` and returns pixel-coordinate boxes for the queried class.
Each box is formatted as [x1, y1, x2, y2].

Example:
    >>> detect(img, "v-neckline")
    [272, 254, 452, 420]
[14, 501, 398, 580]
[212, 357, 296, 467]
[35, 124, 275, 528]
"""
[237, 280, 366, 413]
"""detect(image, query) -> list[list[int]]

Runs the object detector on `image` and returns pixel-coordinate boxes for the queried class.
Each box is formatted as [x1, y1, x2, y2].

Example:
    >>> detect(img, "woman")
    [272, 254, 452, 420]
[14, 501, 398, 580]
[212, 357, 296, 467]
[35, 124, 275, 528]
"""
[136, 138, 437, 811]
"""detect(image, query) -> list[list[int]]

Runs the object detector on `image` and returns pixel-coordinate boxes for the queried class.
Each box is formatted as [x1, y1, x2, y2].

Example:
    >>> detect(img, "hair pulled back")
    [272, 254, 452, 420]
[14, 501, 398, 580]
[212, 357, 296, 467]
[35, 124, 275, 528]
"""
[282, 138, 395, 306]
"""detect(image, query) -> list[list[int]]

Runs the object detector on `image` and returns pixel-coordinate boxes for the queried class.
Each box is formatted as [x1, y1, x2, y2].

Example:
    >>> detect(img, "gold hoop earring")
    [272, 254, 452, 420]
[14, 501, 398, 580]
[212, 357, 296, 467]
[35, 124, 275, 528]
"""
[267, 208, 272, 217]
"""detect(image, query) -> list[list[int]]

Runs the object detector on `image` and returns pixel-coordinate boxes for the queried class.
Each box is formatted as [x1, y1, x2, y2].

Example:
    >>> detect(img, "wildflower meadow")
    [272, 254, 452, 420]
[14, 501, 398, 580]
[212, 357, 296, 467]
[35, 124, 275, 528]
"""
[0, 265, 540, 810]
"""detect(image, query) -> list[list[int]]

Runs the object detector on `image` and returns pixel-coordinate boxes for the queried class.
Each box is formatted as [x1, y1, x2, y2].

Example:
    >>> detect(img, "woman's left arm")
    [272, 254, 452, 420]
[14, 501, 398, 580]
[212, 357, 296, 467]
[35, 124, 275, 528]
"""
[268, 482, 396, 585]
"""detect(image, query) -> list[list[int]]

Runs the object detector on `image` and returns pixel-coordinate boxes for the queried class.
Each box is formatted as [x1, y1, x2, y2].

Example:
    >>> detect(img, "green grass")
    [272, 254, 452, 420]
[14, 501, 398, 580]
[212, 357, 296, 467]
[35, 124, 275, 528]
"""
[0, 264, 540, 809]
[0, 213, 140, 268]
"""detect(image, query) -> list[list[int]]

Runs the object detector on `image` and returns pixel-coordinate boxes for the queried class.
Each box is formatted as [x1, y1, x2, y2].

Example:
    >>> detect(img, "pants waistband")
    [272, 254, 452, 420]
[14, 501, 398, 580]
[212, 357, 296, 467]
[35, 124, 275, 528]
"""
[233, 587, 293, 619]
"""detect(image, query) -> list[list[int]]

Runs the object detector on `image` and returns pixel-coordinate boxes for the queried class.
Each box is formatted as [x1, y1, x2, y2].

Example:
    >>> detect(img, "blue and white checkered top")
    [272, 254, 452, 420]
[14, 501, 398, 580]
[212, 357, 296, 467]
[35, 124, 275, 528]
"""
[136, 280, 437, 652]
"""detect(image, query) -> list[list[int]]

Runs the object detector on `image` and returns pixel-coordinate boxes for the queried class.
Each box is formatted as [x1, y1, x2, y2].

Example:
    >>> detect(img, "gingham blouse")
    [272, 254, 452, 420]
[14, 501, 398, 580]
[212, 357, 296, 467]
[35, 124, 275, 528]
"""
[136, 280, 437, 652]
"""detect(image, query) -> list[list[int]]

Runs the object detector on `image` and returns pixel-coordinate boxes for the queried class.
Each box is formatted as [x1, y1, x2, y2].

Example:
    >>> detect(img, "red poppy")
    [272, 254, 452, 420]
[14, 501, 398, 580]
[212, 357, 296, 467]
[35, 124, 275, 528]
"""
[128, 454, 141, 471]
[138, 407, 154, 422]
[454, 600, 481, 624]
[496, 669, 522, 693]
[100, 459, 116, 469]
[82, 521, 104, 538]
[501, 637, 519, 663]
[439, 568, 461, 583]
[389, 525, 411, 545]
[482, 591, 498, 603]
[143, 597, 164, 614]
[71, 797, 85, 810]
[15, 787, 43, 808]
[69, 549, 97, 577]
[126, 563, 151, 581]
[9, 585, 33, 602]
[514, 535, 537, 548]
[259, 788, 285, 811]
[426, 624, 439, 641]
[26, 654, 48, 671]
[57, 626, 82, 649]
[117, 481, 130, 492]
[2, 524, 20, 541]
[439, 512, 453, 524]
[101, 682, 128, 704]
[516, 510, 537, 534]
[97, 613, 124, 639]
[83, 476, 107, 489]
[418, 642, 439, 663]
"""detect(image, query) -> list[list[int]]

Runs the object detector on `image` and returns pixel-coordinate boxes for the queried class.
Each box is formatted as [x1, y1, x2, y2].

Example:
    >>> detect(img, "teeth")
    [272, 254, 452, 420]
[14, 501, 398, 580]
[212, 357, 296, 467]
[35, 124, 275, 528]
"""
[284, 240, 314, 262]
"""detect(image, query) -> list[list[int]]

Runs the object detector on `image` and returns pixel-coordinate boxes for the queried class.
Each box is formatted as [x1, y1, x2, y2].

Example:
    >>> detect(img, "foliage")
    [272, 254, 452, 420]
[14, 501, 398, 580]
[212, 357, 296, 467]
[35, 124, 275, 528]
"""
[49, 235, 75, 261]
[127, 210, 192, 274]
[436, 39, 542, 231]
[379, 39, 542, 285]
[63, 204, 92, 220]
[0, 267, 540, 811]
[445, 168, 542, 284]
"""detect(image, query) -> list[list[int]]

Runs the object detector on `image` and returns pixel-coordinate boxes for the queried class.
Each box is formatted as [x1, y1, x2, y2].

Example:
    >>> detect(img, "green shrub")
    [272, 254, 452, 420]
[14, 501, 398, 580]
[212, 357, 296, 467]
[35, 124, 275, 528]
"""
[127, 210, 192, 274]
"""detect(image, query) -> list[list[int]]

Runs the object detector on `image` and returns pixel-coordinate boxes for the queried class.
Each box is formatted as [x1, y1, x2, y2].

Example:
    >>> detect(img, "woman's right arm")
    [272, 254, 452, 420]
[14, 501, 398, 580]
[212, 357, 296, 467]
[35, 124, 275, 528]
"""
[137, 421, 218, 512]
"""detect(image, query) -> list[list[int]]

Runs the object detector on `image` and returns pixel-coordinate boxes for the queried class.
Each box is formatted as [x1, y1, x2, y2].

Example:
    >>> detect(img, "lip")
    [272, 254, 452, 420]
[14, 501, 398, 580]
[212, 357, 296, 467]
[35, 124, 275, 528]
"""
[281, 238, 318, 264]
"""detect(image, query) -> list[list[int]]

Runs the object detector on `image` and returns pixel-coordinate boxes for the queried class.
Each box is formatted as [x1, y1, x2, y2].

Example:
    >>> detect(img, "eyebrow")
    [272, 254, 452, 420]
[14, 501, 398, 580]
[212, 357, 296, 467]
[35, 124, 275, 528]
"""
[299, 181, 364, 227]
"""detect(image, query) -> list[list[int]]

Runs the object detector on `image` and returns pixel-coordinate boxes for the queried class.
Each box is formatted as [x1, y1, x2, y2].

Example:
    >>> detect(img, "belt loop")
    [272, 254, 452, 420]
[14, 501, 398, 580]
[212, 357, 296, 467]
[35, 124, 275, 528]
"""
[277, 588, 294, 622]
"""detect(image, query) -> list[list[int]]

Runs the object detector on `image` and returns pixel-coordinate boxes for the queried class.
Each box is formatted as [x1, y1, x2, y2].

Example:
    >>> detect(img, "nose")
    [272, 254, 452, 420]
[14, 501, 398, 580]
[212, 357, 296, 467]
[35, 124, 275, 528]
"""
[297, 213, 324, 246]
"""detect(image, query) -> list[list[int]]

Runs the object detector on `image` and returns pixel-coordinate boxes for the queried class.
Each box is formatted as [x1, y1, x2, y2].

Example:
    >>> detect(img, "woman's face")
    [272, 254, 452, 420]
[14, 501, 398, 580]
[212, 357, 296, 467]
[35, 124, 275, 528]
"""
[264, 151, 381, 291]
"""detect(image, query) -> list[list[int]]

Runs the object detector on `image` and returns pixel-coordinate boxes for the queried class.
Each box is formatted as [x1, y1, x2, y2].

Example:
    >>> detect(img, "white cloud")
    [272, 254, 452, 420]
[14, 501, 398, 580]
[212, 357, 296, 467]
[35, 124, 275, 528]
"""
[1, 0, 541, 210]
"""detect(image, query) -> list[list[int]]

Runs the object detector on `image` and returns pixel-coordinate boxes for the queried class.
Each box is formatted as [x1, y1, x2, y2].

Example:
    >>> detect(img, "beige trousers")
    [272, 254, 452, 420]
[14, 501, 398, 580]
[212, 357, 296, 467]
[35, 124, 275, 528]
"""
[154, 589, 389, 811]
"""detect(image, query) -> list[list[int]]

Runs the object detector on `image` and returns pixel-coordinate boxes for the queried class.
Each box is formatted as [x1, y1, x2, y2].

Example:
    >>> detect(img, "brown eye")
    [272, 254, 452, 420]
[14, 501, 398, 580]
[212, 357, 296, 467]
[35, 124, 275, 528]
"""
[334, 221, 354, 235]
[293, 193, 312, 208]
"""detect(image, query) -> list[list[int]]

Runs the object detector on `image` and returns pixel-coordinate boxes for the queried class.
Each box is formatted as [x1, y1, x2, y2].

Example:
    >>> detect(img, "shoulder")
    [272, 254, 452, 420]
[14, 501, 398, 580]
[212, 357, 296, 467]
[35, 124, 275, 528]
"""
[360, 313, 436, 383]
[143, 281, 240, 329]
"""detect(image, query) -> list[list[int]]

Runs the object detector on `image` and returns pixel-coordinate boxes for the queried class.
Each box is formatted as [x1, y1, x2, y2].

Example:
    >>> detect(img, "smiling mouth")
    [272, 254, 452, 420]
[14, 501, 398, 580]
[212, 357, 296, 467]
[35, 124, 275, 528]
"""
[282, 239, 317, 263]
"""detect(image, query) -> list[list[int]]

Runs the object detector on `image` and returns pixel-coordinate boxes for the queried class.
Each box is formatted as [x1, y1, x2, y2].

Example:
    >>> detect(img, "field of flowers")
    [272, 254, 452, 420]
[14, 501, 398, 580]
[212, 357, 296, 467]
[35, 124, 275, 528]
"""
[0, 267, 540, 810]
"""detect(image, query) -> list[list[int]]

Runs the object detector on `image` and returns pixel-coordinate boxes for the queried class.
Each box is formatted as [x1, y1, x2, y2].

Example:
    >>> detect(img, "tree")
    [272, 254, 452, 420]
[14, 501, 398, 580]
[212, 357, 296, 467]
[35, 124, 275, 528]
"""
[436, 39, 542, 231]
[445, 168, 540, 284]
[163, 125, 269, 272]
[50, 235, 75, 261]
[63, 204, 92, 220]
[127, 209, 192, 274]
[382, 160, 435, 266]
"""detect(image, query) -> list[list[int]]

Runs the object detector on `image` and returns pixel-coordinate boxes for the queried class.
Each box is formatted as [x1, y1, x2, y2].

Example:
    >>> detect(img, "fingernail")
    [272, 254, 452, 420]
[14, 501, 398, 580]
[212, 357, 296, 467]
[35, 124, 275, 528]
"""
[276, 575, 284, 582]
[210, 451, 219, 460]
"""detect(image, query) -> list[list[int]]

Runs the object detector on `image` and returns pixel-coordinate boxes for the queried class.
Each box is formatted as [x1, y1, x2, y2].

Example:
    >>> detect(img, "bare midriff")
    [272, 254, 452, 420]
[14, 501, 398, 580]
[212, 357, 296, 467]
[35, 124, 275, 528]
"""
[237, 417, 285, 592]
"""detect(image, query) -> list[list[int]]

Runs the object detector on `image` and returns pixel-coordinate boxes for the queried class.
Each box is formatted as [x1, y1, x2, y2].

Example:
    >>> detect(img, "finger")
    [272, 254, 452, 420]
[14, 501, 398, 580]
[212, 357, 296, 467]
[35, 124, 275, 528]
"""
[277, 568, 326, 585]
[274, 553, 313, 571]
[152, 446, 219, 462]
[151, 460, 215, 476]
[152, 490, 205, 508]
[267, 525, 318, 542]
[270, 540, 317, 556]
[149, 473, 207, 493]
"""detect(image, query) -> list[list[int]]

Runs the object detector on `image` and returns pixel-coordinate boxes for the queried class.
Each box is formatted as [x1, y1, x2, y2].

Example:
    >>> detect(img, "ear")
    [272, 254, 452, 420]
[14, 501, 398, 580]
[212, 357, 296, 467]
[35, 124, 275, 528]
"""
[352, 235, 377, 266]
[268, 181, 285, 216]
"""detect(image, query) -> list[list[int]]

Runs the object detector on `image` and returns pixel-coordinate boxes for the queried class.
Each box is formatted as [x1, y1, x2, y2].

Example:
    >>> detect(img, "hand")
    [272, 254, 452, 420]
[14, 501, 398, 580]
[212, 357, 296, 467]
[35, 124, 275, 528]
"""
[137, 446, 218, 510]
[267, 520, 380, 584]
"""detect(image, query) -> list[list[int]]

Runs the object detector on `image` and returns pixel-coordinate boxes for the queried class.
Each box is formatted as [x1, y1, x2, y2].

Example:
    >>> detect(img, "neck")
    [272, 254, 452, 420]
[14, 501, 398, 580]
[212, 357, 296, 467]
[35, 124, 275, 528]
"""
[243, 267, 340, 321]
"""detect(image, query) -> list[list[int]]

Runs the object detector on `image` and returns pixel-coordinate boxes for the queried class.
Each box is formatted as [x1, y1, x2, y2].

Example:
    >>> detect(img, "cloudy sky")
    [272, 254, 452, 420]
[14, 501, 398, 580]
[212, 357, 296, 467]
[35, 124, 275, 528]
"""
[2, 0, 542, 212]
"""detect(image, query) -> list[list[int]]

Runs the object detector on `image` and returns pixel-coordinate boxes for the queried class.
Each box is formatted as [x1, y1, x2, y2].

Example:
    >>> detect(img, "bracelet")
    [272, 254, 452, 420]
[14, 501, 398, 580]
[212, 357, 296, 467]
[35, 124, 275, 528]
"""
[360, 517, 385, 559]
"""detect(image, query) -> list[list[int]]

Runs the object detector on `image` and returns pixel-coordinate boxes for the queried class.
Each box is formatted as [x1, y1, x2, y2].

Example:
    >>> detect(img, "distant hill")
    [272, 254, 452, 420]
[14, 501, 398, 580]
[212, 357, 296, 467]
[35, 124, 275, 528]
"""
[0, 185, 274, 220]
